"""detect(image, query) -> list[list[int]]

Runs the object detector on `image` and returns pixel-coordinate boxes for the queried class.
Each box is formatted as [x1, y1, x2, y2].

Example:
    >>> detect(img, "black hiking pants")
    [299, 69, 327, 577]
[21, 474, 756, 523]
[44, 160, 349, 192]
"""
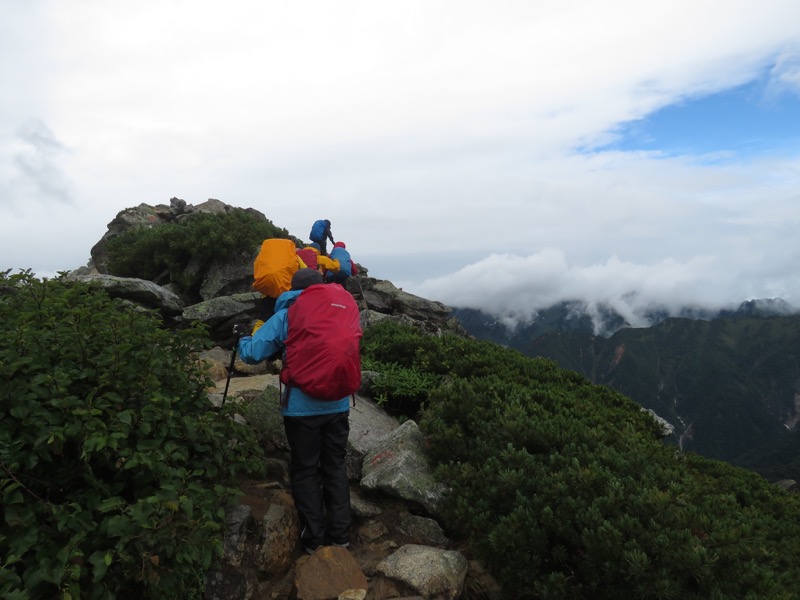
[283, 411, 351, 549]
[257, 296, 277, 322]
[327, 271, 350, 286]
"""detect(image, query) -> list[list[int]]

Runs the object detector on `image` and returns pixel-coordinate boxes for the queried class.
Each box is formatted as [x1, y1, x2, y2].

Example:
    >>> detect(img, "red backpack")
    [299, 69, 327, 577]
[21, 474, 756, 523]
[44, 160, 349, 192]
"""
[296, 247, 319, 270]
[280, 283, 362, 400]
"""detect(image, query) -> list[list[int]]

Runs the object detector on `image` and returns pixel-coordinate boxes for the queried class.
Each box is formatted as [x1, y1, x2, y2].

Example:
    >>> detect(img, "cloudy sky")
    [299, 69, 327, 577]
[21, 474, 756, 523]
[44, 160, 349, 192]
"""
[2, 1, 800, 326]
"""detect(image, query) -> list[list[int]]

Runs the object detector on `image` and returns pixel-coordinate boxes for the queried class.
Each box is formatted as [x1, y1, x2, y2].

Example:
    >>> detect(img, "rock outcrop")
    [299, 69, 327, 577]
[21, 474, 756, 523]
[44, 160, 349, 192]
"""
[72, 198, 468, 345]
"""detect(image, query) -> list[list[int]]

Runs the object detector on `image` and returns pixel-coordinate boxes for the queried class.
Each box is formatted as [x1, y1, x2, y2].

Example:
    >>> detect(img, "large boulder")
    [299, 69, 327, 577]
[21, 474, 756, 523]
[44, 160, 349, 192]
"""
[360, 420, 448, 517]
[370, 280, 451, 320]
[90, 198, 190, 273]
[359, 279, 468, 336]
[376, 544, 468, 600]
[68, 273, 184, 315]
[86, 198, 269, 303]
[182, 292, 261, 344]
[346, 395, 400, 480]
[293, 546, 369, 600]
[198, 253, 256, 301]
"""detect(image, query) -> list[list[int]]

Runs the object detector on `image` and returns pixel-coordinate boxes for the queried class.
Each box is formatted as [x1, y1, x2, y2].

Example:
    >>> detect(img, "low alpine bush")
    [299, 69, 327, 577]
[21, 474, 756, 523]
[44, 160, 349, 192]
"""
[362, 319, 800, 599]
[0, 271, 264, 599]
[106, 208, 290, 299]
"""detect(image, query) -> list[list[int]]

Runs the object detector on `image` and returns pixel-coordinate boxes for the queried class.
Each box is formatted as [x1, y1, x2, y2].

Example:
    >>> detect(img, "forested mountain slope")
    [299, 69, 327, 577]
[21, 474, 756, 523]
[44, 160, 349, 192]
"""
[526, 315, 800, 480]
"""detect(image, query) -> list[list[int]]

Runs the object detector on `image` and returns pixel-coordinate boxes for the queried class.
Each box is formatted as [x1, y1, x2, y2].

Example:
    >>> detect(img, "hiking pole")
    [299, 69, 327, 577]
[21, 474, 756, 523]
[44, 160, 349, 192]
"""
[355, 275, 370, 311]
[222, 323, 247, 407]
[221, 345, 237, 408]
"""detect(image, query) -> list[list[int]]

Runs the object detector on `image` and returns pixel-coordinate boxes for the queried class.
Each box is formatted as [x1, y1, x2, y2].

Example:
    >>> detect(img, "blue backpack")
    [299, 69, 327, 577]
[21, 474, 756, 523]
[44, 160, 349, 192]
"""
[309, 220, 329, 243]
[329, 246, 352, 276]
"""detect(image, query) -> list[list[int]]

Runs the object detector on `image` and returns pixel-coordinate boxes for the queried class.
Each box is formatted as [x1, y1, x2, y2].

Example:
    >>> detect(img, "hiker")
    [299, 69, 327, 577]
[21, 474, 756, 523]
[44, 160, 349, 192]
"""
[252, 238, 305, 326]
[297, 242, 341, 278]
[309, 219, 334, 256]
[296, 243, 320, 271]
[326, 241, 358, 285]
[236, 268, 360, 553]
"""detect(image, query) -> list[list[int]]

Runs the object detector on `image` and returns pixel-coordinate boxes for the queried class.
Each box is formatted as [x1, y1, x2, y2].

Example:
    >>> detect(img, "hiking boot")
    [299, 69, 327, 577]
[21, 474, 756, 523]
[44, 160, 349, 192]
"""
[301, 526, 323, 554]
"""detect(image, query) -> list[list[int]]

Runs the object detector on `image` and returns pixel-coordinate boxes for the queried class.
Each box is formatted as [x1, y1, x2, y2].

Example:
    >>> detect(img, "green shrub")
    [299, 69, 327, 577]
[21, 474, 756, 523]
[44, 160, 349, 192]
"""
[361, 357, 439, 418]
[106, 208, 290, 298]
[239, 387, 287, 448]
[363, 319, 800, 599]
[361, 319, 441, 367]
[0, 271, 264, 599]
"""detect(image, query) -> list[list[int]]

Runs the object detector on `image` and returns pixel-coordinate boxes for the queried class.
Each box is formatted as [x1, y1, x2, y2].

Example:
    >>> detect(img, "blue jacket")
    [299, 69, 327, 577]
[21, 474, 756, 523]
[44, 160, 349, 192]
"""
[328, 246, 352, 277]
[237, 289, 350, 416]
[309, 220, 333, 244]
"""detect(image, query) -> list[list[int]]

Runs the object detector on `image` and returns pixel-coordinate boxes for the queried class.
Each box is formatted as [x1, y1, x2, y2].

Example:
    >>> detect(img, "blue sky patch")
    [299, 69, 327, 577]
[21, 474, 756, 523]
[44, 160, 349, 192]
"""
[607, 79, 800, 158]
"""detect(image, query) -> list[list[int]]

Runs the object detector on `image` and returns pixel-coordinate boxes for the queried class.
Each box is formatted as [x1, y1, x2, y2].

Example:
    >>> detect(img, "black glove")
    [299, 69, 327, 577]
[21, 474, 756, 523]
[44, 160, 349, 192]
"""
[232, 323, 250, 341]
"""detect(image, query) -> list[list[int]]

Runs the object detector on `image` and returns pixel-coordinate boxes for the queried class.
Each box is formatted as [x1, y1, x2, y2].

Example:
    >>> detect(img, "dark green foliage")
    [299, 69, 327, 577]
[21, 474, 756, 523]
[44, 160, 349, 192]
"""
[0, 271, 264, 599]
[361, 357, 439, 418]
[361, 319, 442, 367]
[737, 428, 800, 482]
[361, 321, 442, 417]
[106, 208, 290, 299]
[362, 319, 800, 599]
[528, 315, 800, 479]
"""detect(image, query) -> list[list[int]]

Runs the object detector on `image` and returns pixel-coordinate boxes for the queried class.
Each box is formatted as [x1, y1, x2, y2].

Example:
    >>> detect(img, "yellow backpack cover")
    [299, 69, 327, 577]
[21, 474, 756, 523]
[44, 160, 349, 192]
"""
[253, 238, 300, 298]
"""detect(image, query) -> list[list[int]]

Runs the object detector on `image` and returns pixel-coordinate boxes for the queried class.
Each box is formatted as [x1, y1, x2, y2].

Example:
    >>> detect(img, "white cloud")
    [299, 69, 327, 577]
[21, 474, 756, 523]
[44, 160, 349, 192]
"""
[410, 248, 800, 333]
[2, 0, 800, 312]
[767, 51, 800, 96]
[10, 120, 72, 203]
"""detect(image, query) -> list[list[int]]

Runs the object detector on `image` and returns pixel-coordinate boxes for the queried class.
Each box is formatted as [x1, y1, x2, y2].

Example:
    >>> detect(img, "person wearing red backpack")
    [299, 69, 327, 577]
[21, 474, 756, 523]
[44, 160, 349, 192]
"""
[297, 242, 341, 279]
[236, 268, 361, 554]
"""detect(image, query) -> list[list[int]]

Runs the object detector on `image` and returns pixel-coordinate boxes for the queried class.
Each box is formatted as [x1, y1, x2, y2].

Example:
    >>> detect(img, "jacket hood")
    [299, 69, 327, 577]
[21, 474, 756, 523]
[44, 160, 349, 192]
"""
[275, 289, 303, 312]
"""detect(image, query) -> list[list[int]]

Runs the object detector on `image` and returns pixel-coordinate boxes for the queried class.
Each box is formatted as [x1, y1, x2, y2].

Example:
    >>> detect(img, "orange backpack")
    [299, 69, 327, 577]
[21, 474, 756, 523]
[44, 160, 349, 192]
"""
[252, 238, 299, 299]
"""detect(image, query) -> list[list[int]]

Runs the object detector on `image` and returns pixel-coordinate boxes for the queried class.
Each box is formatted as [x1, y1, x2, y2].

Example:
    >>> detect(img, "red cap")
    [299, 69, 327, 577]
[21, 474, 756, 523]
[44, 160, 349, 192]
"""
[334, 241, 346, 249]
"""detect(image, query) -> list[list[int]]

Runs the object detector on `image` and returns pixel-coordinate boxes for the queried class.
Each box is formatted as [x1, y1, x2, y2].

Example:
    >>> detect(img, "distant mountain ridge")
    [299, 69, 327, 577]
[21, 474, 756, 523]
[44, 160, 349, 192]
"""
[454, 297, 798, 342]
[454, 299, 800, 481]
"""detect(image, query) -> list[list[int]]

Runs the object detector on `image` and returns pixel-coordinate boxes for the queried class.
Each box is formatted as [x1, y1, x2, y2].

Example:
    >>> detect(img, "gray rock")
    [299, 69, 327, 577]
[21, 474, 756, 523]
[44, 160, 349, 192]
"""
[350, 488, 384, 518]
[71, 273, 184, 315]
[198, 254, 256, 301]
[397, 514, 449, 546]
[223, 504, 256, 567]
[259, 504, 300, 576]
[371, 280, 451, 320]
[347, 394, 400, 480]
[377, 544, 468, 600]
[89, 203, 169, 273]
[642, 408, 675, 438]
[183, 292, 261, 322]
[361, 420, 448, 516]
[193, 198, 231, 215]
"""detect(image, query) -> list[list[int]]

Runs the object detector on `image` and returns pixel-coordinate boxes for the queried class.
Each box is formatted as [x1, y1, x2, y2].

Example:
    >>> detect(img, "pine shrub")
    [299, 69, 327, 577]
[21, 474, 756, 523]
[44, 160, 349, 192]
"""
[0, 271, 264, 599]
[362, 319, 800, 599]
[106, 208, 290, 297]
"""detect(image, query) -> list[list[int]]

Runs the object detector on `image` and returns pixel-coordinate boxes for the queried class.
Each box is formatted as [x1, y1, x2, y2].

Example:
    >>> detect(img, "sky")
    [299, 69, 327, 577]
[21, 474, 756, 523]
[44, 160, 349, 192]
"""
[2, 1, 800, 329]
